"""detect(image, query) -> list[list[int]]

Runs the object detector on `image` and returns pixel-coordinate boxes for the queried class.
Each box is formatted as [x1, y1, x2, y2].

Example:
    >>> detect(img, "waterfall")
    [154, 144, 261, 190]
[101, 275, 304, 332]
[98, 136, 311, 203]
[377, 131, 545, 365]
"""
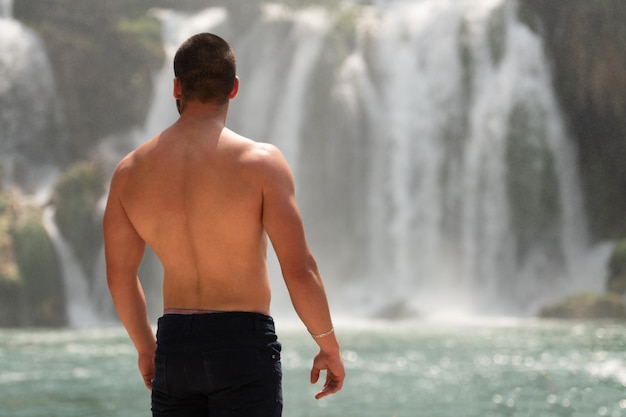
[41, 207, 101, 327]
[352, 0, 607, 317]
[0, 0, 61, 191]
[2, 0, 609, 325]
[134, 0, 610, 318]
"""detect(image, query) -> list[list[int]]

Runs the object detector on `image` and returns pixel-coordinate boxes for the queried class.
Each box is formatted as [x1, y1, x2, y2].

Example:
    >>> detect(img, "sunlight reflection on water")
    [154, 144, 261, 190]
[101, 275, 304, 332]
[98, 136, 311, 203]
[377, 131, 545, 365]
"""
[0, 320, 625, 417]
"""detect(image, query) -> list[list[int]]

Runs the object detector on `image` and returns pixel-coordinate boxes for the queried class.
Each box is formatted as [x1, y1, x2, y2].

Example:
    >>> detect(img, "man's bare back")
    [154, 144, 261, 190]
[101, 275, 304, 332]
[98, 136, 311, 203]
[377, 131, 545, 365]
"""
[103, 33, 343, 408]
[112, 117, 277, 315]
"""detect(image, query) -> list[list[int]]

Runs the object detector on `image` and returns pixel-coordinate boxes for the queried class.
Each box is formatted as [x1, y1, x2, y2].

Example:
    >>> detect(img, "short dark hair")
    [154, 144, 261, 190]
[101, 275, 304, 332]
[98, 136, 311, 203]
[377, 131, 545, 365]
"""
[173, 33, 237, 105]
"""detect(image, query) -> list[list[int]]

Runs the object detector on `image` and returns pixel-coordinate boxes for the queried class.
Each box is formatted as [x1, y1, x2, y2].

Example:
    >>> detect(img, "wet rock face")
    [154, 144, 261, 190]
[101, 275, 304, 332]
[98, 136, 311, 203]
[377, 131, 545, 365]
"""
[523, 0, 626, 240]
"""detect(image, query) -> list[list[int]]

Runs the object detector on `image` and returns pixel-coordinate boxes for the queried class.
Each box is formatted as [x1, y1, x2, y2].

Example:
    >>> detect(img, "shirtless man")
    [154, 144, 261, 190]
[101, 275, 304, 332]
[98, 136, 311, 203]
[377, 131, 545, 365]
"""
[103, 33, 344, 416]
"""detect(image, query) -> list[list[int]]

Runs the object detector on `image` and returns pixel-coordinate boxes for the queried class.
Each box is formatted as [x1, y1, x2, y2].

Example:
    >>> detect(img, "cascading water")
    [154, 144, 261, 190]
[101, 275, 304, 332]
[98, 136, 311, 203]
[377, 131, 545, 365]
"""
[0, 0, 62, 191]
[41, 207, 101, 326]
[355, 0, 606, 317]
[357, 0, 610, 317]
[3, 0, 612, 324]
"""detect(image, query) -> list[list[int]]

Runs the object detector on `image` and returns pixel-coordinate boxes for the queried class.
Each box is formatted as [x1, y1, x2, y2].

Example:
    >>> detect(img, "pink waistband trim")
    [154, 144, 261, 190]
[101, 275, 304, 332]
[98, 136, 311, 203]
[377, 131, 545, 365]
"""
[163, 308, 225, 315]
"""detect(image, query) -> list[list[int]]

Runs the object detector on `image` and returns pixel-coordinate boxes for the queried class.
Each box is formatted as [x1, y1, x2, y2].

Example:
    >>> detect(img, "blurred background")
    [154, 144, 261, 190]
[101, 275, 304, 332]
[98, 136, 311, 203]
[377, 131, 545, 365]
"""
[1, 0, 626, 328]
[4, 2, 626, 416]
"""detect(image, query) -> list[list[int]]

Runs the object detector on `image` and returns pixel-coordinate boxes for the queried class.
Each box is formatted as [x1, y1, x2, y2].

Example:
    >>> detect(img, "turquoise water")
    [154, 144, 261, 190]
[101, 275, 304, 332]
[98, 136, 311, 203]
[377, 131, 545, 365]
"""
[1, 320, 626, 417]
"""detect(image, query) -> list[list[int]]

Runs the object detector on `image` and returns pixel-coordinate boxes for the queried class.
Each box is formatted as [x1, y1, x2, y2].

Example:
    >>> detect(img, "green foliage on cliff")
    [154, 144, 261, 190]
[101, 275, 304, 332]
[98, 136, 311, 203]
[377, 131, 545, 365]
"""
[0, 194, 22, 327]
[12, 209, 66, 327]
[52, 162, 104, 281]
[0, 194, 66, 327]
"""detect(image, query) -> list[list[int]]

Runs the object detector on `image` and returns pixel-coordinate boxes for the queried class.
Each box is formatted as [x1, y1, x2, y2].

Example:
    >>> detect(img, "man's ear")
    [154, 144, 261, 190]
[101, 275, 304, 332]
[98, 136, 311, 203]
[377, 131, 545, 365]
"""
[230, 76, 240, 99]
[173, 77, 182, 99]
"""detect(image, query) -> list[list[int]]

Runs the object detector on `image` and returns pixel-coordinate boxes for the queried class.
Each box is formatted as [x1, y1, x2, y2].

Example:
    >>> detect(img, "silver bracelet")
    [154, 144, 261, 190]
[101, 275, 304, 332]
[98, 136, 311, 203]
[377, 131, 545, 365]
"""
[310, 327, 335, 339]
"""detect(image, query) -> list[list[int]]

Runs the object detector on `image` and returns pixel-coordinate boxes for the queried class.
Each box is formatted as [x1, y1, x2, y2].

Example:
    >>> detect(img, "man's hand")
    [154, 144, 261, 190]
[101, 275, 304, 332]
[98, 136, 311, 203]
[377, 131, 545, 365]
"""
[310, 350, 345, 399]
[138, 351, 155, 390]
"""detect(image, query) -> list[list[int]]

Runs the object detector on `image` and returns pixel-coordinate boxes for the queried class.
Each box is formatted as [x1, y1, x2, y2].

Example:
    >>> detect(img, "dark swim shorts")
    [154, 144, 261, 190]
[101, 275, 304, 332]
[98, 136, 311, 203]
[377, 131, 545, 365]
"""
[151, 312, 282, 417]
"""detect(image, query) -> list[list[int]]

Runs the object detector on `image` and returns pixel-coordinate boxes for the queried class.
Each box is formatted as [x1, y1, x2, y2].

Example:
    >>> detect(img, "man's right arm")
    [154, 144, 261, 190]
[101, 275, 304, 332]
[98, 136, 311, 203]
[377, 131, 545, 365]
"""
[103, 164, 155, 390]
[259, 144, 344, 398]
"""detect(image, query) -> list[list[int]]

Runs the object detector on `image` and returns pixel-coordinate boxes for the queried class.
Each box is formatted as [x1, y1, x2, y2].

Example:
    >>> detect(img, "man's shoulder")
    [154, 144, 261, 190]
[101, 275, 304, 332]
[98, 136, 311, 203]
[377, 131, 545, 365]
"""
[109, 136, 158, 189]
[111, 150, 139, 183]
[114, 135, 159, 171]
[244, 141, 282, 162]
[226, 130, 284, 165]
[226, 135, 292, 188]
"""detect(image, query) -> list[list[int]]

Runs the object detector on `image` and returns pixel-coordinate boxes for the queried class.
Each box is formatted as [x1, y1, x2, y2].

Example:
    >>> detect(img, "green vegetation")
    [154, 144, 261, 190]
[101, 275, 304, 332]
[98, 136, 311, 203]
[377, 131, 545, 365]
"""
[0, 193, 66, 327]
[0, 194, 21, 327]
[53, 162, 105, 281]
[12, 208, 66, 326]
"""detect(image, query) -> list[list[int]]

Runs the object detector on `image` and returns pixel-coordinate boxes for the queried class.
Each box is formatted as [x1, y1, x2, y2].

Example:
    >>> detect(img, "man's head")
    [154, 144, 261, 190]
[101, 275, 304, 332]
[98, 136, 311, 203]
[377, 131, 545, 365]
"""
[173, 33, 237, 107]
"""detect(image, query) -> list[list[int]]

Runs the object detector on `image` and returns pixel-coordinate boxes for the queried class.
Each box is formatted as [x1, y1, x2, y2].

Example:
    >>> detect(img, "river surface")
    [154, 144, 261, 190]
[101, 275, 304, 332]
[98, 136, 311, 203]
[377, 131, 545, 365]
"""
[1, 319, 625, 417]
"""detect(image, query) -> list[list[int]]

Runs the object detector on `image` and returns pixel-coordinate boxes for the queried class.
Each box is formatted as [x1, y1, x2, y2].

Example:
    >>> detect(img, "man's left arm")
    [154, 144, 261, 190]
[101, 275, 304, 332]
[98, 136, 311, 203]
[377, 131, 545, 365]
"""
[103, 174, 155, 390]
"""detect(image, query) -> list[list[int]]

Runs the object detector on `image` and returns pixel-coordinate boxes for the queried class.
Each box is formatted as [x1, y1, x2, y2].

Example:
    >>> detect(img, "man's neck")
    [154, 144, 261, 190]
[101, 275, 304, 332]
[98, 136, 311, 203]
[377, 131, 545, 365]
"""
[178, 100, 229, 125]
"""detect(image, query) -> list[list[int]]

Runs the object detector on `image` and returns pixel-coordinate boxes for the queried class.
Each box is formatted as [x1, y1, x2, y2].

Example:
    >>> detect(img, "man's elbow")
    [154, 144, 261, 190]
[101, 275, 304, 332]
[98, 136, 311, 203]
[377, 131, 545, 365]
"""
[282, 256, 321, 284]
[106, 267, 136, 292]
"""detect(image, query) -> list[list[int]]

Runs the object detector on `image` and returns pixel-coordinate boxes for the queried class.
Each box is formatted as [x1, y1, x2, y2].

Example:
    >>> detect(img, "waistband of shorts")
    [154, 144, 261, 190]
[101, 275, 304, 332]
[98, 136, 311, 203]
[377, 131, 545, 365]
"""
[157, 311, 275, 332]
[163, 308, 225, 315]
[156, 312, 278, 351]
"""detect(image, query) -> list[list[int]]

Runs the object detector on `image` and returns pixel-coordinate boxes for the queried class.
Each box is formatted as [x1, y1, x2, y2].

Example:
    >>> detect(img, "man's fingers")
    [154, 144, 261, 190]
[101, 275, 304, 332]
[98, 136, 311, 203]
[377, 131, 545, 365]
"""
[310, 350, 345, 399]
[141, 371, 154, 391]
[139, 356, 154, 391]
[310, 367, 321, 384]
[314, 373, 342, 399]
